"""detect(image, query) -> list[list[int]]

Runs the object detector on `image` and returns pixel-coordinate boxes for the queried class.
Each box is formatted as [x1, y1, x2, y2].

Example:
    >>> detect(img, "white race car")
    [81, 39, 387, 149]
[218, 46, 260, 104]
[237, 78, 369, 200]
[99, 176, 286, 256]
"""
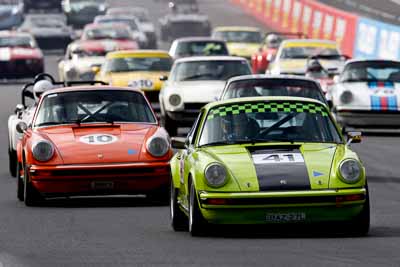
[159, 56, 252, 136]
[330, 59, 400, 129]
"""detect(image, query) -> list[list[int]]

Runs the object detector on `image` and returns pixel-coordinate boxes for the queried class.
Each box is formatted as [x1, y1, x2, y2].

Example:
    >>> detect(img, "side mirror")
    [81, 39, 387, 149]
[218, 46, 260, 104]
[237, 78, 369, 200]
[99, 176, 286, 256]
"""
[91, 66, 101, 74]
[171, 137, 187, 149]
[160, 75, 168, 81]
[346, 131, 362, 145]
[15, 104, 25, 114]
[16, 121, 28, 134]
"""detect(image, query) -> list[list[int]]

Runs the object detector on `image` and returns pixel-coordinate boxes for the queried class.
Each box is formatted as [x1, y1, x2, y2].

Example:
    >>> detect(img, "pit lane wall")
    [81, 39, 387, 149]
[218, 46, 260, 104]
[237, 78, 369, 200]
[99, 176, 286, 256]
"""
[231, 0, 358, 56]
[232, 0, 400, 60]
[353, 17, 400, 60]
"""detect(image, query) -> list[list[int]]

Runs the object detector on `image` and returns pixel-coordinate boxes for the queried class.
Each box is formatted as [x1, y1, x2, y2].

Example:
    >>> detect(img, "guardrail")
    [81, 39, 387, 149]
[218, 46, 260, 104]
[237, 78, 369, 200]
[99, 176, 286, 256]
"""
[231, 0, 400, 60]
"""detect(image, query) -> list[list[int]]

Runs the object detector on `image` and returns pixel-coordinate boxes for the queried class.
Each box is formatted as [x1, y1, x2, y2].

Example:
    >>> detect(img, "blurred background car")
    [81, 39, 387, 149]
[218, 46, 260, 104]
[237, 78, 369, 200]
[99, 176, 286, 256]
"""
[0, 31, 44, 78]
[0, 0, 24, 30]
[107, 7, 157, 49]
[212, 26, 263, 60]
[268, 39, 343, 76]
[331, 59, 400, 129]
[251, 32, 307, 74]
[94, 15, 148, 48]
[159, 56, 251, 135]
[62, 0, 108, 29]
[95, 50, 172, 113]
[220, 75, 328, 106]
[23, 0, 61, 12]
[168, 37, 229, 60]
[160, 13, 211, 43]
[18, 14, 74, 51]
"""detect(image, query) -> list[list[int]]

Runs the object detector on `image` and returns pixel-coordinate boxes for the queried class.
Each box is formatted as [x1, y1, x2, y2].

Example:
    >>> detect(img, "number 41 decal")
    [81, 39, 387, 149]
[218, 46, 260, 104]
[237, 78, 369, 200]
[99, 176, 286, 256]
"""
[252, 153, 304, 164]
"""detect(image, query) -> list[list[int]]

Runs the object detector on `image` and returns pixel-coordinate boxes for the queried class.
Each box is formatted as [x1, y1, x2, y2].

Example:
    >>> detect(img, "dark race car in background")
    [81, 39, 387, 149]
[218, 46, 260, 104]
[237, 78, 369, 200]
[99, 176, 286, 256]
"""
[18, 14, 75, 51]
[62, 0, 108, 29]
[0, 31, 44, 78]
[160, 13, 211, 43]
[24, 0, 61, 12]
[107, 7, 157, 49]
[0, 0, 24, 30]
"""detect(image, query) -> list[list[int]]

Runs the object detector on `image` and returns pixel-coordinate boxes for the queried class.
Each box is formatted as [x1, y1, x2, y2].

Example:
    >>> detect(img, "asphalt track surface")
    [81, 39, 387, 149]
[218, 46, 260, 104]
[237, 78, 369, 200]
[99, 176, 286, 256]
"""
[0, 0, 399, 266]
[317, 0, 400, 25]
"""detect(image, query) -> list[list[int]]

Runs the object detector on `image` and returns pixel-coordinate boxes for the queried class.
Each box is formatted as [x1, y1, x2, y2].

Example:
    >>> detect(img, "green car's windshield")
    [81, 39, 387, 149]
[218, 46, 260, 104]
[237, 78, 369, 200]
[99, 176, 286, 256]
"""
[199, 101, 342, 146]
[34, 90, 156, 127]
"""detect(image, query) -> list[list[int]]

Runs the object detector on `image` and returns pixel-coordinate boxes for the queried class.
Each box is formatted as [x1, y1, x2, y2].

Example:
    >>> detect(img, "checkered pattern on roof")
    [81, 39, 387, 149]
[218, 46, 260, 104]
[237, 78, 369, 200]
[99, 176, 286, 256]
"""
[208, 101, 328, 120]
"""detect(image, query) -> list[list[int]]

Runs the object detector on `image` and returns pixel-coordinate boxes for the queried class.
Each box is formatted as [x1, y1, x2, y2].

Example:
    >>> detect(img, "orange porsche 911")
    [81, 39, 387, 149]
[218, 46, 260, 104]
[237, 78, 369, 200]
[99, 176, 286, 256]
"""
[15, 86, 172, 206]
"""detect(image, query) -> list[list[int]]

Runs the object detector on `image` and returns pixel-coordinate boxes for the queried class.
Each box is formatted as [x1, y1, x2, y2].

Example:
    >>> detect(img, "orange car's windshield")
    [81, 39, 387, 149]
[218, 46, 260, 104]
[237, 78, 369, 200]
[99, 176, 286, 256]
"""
[34, 90, 156, 127]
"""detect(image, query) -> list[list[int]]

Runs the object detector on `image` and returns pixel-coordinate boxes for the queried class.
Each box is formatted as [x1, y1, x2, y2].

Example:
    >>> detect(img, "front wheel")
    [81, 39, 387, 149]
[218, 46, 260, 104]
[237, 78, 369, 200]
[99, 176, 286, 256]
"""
[170, 180, 188, 231]
[189, 182, 207, 236]
[348, 188, 370, 236]
[17, 162, 24, 201]
[8, 148, 17, 177]
[23, 164, 43, 206]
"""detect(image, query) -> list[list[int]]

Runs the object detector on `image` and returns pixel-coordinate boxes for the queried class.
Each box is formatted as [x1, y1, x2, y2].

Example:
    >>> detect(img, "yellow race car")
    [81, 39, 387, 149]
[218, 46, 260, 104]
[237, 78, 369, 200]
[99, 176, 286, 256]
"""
[96, 50, 172, 111]
[268, 39, 345, 76]
[212, 26, 263, 60]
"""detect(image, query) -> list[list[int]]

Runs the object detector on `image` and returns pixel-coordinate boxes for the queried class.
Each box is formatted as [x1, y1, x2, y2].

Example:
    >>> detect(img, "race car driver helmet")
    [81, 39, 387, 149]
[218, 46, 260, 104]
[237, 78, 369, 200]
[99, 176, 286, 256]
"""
[33, 80, 54, 103]
[306, 59, 324, 73]
[222, 113, 258, 141]
[266, 34, 281, 49]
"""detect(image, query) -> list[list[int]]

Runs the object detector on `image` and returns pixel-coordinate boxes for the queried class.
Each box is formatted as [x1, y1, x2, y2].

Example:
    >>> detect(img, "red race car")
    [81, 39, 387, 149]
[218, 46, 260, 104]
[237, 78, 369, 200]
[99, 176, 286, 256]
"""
[16, 84, 172, 206]
[251, 32, 306, 74]
[0, 31, 44, 78]
[80, 23, 139, 52]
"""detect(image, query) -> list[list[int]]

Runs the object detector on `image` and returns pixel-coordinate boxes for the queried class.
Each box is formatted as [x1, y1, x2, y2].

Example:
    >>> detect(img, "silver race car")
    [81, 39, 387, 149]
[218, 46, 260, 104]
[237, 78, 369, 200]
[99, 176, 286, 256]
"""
[330, 59, 400, 129]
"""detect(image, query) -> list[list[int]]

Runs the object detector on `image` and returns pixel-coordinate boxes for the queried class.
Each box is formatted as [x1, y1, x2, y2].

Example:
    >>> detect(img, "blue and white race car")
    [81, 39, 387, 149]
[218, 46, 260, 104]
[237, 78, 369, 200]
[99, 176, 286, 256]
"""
[330, 59, 400, 129]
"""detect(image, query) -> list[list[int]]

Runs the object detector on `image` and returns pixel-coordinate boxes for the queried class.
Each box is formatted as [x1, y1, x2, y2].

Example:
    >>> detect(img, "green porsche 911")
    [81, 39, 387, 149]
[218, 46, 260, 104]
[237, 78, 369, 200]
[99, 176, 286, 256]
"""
[170, 96, 369, 236]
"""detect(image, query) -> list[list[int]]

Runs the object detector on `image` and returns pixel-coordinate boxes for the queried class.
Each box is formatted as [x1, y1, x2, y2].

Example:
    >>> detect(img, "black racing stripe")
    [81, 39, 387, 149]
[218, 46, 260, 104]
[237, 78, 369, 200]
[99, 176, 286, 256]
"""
[248, 146, 311, 192]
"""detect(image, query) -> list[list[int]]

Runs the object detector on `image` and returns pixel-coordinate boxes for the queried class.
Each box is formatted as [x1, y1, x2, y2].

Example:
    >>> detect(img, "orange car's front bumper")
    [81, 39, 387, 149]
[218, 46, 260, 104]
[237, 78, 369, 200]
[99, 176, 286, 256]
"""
[27, 162, 170, 196]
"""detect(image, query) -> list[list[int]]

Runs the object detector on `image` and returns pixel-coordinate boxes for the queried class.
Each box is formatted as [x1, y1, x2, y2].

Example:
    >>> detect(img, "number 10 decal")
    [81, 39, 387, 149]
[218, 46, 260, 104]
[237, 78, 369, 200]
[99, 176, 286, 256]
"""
[252, 153, 304, 164]
[79, 134, 118, 145]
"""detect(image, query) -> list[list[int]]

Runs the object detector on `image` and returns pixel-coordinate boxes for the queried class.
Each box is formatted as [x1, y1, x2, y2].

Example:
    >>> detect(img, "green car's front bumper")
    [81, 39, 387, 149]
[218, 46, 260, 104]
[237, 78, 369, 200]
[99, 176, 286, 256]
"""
[198, 188, 367, 224]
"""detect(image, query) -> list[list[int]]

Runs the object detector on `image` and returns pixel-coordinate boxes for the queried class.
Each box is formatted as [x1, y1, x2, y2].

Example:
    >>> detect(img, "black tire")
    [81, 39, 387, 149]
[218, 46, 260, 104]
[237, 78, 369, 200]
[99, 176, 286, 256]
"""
[348, 187, 370, 236]
[23, 164, 43, 206]
[189, 182, 207, 236]
[8, 148, 17, 178]
[17, 162, 24, 201]
[170, 180, 188, 231]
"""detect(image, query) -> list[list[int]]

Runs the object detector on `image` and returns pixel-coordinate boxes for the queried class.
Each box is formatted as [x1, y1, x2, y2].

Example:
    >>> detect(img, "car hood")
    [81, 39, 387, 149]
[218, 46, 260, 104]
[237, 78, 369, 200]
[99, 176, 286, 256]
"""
[109, 71, 169, 90]
[0, 47, 42, 60]
[167, 81, 226, 103]
[68, 56, 105, 71]
[39, 124, 156, 164]
[70, 2, 100, 10]
[202, 143, 338, 191]
[227, 42, 260, 57]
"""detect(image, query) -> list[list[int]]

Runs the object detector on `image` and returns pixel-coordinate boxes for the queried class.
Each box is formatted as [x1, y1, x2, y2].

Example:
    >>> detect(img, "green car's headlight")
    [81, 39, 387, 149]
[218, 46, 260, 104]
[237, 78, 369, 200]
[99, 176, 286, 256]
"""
[339, 159, 362, 184]
[205, 163, 227, 188]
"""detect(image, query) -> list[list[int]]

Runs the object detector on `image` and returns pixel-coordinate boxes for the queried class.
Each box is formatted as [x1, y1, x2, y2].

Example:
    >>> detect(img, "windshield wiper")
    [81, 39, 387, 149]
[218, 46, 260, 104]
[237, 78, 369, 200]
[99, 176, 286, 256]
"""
[35, 120, 81, 127]
[199, 140, 236, 147]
